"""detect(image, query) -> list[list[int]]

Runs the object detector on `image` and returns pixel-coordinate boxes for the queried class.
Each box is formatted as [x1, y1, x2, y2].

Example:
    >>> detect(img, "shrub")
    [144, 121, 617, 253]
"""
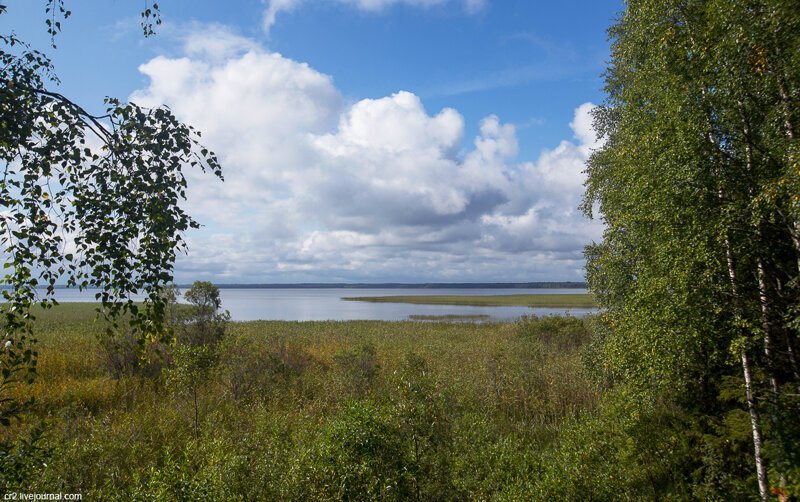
[177, 281, 229, 348]
[125, 445, 229, 501]
[531, 389, 697, 500]
[516, 315, 591, 352]
[98, 284, 182, 380]
[332, 343, 380, 399]
[303, 401, 410, 501]
[215, 335, 322, 402]
[98, 328, 170, 379]
[168, 344, 217, 438]
[392, 353, 462, 500]
[0, 425, 50, 493]
[215, 335, 272, 401]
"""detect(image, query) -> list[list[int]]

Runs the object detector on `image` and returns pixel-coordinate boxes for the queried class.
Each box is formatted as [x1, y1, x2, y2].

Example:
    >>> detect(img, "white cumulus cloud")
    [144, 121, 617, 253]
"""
[130, 27, 601, 283]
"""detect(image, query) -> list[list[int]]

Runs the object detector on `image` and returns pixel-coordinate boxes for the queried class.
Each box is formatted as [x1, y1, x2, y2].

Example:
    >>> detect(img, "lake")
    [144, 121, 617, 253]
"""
[43, 288, 597, 322]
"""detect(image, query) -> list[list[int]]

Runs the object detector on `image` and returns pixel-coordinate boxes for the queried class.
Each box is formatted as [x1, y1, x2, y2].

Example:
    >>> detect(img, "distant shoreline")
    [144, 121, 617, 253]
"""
[12, 282, 588, 290]
[203, 282, 588, 289]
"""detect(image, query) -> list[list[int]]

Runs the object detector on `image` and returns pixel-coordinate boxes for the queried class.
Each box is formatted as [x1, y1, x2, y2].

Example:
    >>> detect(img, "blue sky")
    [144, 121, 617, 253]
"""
[5, 0, 621, 283]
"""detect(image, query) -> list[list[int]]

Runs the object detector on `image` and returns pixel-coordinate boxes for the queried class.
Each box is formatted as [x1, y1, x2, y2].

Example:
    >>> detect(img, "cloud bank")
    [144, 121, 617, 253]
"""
[131, 29, 601, 283]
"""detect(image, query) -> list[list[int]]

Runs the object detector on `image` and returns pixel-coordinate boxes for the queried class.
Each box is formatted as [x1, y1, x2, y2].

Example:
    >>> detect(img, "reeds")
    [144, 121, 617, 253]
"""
[5, 304, 599, 499]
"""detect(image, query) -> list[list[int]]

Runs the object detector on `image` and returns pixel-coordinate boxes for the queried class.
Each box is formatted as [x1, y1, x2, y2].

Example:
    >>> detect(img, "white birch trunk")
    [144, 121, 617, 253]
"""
[741, 349, 769, 502]
[726, 236, 769, 501]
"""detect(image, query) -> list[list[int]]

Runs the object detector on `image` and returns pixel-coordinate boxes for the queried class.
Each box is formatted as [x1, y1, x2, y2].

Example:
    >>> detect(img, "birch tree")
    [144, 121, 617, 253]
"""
[0, 2, 222, 427]
[584, 0, 800, 498]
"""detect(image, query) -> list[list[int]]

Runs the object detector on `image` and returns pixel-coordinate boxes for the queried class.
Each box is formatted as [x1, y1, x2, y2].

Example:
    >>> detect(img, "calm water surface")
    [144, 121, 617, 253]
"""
[46, 288, 596, 322]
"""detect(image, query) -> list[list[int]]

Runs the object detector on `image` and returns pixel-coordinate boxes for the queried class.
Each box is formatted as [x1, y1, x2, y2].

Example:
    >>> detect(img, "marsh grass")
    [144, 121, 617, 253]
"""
[3, 303, 599, 499]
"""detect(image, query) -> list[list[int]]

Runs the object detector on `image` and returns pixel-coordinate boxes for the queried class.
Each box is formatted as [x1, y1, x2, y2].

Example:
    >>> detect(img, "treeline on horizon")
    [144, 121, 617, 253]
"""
[186, 282, 589, 289]
[28, 281, 588, 290]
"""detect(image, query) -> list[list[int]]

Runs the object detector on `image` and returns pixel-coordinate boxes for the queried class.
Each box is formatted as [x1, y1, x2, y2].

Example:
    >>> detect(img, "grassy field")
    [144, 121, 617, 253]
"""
[344, 293, 597, 307]
[2, 303, 599, 500]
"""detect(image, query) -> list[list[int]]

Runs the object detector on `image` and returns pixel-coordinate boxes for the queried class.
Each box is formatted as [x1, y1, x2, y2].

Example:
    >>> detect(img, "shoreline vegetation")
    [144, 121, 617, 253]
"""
[344, 293, 597, 308]
[4, 303, 600, 499]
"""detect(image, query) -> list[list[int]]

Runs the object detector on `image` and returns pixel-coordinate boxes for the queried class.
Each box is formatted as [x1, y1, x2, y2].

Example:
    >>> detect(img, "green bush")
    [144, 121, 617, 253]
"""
[516, 315, 591, 352]
[332, 343, 380, 399]
[125, 444, 230, 501]
[177, 281, 229, 347]
[97, 328, 170, 379]
[532, 389, 697, 500]
[0, 425, 50, 493]
[392, 353, 462, 500]
[302, 401, 410, 501]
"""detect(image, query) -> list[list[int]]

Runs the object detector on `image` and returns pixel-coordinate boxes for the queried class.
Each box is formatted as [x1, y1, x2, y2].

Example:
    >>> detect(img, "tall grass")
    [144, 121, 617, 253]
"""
[4, 303, 599, 499]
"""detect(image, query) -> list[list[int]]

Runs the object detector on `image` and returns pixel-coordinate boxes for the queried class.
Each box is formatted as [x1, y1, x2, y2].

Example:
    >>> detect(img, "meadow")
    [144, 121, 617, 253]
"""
[2, 303, 601, 500]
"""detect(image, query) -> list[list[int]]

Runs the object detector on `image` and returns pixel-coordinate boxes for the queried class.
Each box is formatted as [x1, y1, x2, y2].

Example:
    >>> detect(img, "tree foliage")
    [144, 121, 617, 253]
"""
[0, 3, 222, 426]
[180, 281, 229, 346]
[583, 0, 800, 498]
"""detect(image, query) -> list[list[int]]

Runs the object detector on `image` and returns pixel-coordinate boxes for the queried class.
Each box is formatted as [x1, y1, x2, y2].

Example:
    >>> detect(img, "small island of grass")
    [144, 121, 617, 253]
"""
[343, 293, 596, 308]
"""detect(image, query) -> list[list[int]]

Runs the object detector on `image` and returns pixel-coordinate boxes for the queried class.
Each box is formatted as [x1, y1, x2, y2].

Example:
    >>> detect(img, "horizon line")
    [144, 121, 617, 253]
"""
[15, 281, 588, 290]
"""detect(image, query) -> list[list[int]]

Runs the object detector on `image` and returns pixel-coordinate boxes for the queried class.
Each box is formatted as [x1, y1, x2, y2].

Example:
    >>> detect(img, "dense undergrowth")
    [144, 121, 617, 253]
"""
[0, 304, 765, 499]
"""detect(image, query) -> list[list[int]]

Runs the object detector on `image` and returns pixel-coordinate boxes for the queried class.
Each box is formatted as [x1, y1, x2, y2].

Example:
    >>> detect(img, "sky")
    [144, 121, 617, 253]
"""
[4, 0, 622, 284]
